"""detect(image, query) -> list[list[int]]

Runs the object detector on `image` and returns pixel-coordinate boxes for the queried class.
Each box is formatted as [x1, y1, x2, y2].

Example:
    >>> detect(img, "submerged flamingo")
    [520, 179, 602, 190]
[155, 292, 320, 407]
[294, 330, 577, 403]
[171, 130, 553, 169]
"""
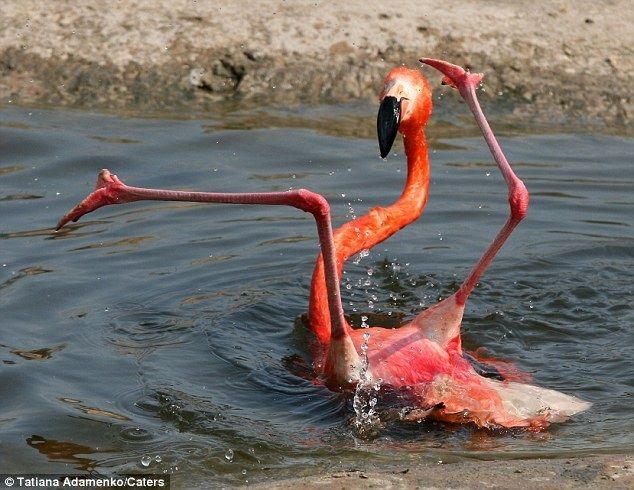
[56, 59, 590, 430]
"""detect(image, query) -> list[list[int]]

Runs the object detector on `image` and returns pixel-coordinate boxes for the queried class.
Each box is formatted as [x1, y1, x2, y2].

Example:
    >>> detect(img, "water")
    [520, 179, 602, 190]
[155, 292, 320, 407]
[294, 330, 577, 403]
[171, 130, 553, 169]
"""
[1, 106, 632, 486]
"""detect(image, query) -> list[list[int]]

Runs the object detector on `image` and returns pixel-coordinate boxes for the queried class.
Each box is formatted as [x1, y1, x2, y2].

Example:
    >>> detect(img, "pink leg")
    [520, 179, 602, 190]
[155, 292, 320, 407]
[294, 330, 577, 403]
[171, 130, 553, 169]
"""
[421, 59, 529, 305]
[56, 169, 353, 345]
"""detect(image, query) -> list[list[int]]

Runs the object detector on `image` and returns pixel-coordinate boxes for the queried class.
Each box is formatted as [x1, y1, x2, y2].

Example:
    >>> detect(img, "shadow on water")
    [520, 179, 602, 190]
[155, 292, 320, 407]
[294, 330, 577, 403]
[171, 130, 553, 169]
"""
[0, 105, 632, 484]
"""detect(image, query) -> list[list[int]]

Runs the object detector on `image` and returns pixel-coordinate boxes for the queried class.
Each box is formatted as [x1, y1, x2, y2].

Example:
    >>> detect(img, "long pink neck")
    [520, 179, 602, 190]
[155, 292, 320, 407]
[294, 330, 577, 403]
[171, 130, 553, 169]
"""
[309, 128, 431, 344]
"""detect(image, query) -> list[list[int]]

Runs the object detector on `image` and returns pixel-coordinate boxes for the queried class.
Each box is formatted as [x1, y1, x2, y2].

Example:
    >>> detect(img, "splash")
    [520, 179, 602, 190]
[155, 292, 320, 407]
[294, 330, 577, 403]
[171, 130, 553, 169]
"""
[352, 321, 381, 436]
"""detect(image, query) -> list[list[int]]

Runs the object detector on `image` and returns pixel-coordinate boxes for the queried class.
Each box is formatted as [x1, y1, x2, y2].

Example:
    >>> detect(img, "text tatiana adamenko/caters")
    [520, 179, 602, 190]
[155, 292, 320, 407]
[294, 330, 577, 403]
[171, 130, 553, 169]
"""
[4, 475, 168, 488]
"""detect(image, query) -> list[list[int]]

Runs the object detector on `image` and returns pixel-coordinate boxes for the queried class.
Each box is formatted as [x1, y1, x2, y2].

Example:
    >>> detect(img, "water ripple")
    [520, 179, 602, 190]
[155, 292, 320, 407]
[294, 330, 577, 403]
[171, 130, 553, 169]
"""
[2, 107, 632, 484]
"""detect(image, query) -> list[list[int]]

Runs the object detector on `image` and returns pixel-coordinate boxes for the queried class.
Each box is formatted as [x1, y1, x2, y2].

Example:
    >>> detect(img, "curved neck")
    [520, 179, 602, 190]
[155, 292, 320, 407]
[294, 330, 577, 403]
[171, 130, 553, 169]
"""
[309, 126, 431, 345]
[400, 128, 430, 208]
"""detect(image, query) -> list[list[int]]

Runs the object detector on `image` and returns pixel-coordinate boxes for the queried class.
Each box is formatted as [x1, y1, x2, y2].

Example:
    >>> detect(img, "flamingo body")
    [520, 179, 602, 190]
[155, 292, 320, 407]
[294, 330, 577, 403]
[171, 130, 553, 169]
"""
[312, 64, 589, 428]
[56, 59, 591, 431]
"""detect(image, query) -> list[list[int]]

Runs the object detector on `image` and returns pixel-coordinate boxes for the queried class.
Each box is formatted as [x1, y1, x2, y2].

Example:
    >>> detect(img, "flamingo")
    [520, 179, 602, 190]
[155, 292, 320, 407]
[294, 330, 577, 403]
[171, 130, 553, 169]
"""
[56, 59, 590, 430]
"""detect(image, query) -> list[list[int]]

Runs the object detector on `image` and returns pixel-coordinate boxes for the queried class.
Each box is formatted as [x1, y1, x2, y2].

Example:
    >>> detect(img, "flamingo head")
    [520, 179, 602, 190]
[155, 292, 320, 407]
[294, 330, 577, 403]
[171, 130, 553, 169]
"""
[377, 66, 432, 158]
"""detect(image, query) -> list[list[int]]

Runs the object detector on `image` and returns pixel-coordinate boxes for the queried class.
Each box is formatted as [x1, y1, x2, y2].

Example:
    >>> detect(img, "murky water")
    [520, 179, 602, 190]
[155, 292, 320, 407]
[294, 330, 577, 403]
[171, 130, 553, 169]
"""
[1, 105, 632, 486]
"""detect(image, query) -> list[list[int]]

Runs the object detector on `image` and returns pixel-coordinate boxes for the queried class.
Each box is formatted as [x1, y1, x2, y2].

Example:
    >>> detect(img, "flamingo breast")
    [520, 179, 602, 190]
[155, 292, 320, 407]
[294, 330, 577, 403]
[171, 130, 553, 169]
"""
[353, 325, 470, 387]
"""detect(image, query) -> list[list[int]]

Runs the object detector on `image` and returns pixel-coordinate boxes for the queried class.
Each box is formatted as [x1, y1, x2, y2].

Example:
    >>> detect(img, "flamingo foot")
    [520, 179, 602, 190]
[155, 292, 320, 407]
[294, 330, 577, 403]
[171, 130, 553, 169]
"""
[420, 58, 483, 94]
[56, 169, 133, 230]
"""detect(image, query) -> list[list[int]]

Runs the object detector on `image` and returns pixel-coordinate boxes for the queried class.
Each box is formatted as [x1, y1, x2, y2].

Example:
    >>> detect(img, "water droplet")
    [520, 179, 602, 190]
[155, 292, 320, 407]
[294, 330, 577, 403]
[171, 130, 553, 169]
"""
[486, 171, 491, 177]
[367, 268, 373, 276]
[155, 455, 162, 463]
[225, 448, 234, 462]
[140, 455, 151, 467]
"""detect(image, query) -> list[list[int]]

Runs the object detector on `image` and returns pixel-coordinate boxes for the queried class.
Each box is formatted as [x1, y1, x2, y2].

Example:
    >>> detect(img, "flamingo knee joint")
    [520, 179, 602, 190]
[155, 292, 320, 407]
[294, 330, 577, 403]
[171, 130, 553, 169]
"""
[296, 188, 330, 217]
[509, 181, 529, 221]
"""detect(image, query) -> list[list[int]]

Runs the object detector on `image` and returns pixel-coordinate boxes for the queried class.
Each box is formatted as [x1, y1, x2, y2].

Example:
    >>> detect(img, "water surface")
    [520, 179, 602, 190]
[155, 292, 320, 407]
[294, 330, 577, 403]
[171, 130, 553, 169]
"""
[0, 106, 632, 486]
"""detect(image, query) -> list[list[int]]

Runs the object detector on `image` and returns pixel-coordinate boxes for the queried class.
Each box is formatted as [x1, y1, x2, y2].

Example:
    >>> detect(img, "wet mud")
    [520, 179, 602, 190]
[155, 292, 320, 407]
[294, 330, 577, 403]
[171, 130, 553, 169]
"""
[1, 0, 632, 126]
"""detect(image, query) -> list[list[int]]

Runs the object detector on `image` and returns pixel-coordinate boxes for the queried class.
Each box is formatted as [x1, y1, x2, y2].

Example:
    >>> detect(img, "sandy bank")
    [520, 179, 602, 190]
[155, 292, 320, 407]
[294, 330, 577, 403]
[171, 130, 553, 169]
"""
[251, 454, 633, 489]
[1, 0, 632, 125]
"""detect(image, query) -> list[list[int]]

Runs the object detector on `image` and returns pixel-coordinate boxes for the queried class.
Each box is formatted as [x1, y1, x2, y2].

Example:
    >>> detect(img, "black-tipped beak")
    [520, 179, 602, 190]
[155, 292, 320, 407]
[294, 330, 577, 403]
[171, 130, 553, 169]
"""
[377, 96, 401, 158]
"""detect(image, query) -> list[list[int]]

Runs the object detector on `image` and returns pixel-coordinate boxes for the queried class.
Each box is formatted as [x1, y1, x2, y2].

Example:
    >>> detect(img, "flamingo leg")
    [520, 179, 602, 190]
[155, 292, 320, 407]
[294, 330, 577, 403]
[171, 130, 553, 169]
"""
[56, 169, 361, 386]
[421, 58, 529, 306]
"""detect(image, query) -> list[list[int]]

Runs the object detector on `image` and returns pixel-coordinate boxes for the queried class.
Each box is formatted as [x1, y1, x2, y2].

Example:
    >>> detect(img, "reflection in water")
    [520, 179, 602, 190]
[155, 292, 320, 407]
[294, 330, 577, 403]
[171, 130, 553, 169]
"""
[0, 266, 52, 292]
[0, 164, 28, 175]
[59, 398, 131, 422]
[26, 435, 102, 472]
[202, 108, 492, 145]
[250, 172, 312, 181]
[10, 344, 65, 361]
[0, 194, 44, 201]
[70, 236, 155, 252]
[89, 135, 141, 145]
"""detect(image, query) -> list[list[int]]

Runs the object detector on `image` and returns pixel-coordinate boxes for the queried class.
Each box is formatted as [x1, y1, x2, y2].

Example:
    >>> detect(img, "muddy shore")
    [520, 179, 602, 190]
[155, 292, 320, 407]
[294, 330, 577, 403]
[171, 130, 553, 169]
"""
[250, 454, 633, 489]
[1, 0, 632, 126]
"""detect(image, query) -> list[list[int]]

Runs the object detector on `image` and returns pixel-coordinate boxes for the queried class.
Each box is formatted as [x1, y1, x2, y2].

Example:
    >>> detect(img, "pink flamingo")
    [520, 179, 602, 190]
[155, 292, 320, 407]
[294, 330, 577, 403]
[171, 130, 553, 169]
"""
[56, 59, 590, 430]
